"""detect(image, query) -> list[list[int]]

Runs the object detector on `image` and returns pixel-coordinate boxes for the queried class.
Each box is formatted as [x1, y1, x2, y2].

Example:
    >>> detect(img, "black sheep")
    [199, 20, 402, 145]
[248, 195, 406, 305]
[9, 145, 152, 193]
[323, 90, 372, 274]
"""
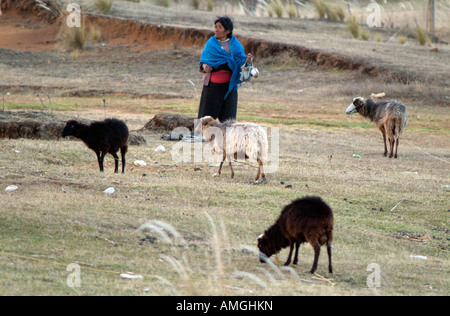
[61, 119, 129, 173]
[258, 196, 334, 274]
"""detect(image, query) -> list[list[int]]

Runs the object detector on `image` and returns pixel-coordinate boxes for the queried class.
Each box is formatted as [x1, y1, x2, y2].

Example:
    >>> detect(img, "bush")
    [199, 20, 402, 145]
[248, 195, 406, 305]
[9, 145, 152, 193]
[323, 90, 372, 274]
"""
[191, 0, 201, 9]
[206, 0, 214, 11]
[313, 0, 345, 21]
[58, 16, 86, 51]
[398, 35, 407, 45]
[286, 2, 297, 19]
[313, 0, 327, 19]
[346, 16, 360, 39]
[155, 0, 172, 7]
[360, 29, 370, 41]
[94, 0, 113, 14]
[415, 27, 430, 46]
[268, 0, 284, 18]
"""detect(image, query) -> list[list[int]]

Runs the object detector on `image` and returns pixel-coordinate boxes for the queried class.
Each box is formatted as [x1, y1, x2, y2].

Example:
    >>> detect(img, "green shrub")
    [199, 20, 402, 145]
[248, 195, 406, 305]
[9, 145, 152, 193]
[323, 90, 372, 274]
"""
[155, 0, 171, 7]
[287, 2, 297, 19]
[206, 0, 214, 11]
[346, 16, 360, 39]
[268, 0, 284, 18]
[313, 0, 327, 19]
[360, 29, 370, 41]
[94, 0, 113, 14]
[415, 27, 429, 46]
[398, 35, 407, 45]
[191, 0, 201, 9]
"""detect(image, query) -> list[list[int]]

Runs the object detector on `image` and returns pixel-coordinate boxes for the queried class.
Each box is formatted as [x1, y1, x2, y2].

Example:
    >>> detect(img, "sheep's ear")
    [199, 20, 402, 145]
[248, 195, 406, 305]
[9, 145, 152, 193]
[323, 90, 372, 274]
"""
[354, 97, 365, 105]
[201, 116, 212, 126]
[204, 117, 216, 127]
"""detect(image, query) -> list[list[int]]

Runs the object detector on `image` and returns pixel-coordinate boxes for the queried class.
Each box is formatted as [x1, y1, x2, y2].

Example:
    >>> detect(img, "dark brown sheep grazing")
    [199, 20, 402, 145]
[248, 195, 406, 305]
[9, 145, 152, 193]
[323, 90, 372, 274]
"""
[258, 196, 334, 274]
[61, 119, 129, 173]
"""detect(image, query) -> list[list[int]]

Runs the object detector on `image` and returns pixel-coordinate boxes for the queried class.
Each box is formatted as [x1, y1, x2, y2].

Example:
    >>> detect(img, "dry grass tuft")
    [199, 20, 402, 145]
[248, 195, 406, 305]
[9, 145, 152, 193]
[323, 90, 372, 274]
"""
[56, 13, 87, 51]
[415, 27, 430, 46]
[313, 0, 345, 21]
[346, 16, 360, 39]
[94, 0, 113, 14]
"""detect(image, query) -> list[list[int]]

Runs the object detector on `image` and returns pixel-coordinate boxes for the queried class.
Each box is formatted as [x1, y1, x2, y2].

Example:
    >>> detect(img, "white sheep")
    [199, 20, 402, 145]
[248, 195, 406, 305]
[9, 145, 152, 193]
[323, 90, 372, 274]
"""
[196, 116, 268, 183]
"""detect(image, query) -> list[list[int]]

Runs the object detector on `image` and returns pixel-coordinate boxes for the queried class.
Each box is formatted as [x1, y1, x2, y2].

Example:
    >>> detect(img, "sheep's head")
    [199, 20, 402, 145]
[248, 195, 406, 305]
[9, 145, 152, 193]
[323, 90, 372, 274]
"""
[196, 116, 218, 142]
[61, 120, 81, 138]
[346, 97, 366, 114]
[257, 232, 276, 263]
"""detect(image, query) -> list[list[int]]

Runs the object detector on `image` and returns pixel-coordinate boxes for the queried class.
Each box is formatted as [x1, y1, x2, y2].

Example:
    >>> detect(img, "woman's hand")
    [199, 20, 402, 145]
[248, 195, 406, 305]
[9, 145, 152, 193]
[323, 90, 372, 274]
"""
[202, 63, 213, 73]
[246, 53, 254, 64]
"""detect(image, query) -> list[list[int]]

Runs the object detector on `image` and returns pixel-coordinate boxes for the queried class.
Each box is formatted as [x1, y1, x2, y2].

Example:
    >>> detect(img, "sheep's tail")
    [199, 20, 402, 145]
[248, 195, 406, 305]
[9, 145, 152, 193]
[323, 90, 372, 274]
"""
[394, 113, 407, 139]
[399, 112, 407, 138]
[393, 104, 407, 139]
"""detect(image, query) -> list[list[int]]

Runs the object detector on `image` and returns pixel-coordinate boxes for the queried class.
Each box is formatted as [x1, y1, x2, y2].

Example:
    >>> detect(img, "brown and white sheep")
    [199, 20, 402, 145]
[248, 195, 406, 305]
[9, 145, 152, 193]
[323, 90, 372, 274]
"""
[258, 196, 334, 274]
[196, 116, 268, 183]
[346, 97, 408, 158]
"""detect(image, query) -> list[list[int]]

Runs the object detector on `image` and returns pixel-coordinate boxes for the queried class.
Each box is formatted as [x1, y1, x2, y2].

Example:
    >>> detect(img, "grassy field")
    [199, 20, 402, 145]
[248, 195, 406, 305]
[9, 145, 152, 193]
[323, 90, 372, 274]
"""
[0, 95, 448, 296]
[0, 0, 449, 296]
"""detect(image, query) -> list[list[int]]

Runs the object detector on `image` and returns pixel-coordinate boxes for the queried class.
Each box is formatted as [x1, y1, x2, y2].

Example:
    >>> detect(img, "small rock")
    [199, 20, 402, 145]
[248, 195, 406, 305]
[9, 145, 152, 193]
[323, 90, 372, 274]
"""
[134, 160, 147, 167]
[5, 185, 18, 192]
[155, 145, 166, 153]
[104, 187, 115, 194]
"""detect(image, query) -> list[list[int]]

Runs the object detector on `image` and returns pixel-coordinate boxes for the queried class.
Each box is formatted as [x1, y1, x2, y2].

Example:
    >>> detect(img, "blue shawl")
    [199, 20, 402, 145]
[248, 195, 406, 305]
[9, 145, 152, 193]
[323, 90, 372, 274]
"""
[199, 36, 247, 99]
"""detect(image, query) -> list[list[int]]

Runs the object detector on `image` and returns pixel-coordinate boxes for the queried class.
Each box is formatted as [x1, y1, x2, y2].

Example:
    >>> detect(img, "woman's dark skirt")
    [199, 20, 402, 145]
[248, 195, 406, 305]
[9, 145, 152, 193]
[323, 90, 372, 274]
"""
[198, 81, 238, 122]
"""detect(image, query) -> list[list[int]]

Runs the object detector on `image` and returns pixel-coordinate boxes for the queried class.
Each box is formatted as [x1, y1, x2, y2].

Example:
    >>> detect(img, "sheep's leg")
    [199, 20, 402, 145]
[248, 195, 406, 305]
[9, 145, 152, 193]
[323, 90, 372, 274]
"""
[327, 245, 333, 274]
[381, 129, 388, 157]
[100, 152, 107, 172]
[228, 161, 235, 179]
[388, 137, 394, 158]
[256, 157, 267, 183]
[216, 156, 225, 177]
[293, 242, 301, 265]
[226, 155, 234, 179]
[394, 138, 399, 159]
[112, 152, 119, 173]
[255, 163, 261, 181]
[284, 242, 294, 266]
[96, 151, 104, 172]
[121, 145, 127, 173]
[217, 162, 224, 176]
[310, 243, 321, 274]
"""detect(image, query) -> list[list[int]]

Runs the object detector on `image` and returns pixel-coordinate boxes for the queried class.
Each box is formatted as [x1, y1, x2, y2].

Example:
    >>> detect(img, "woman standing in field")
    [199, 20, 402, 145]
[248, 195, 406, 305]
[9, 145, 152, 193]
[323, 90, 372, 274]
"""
[198, 16, 253, 122]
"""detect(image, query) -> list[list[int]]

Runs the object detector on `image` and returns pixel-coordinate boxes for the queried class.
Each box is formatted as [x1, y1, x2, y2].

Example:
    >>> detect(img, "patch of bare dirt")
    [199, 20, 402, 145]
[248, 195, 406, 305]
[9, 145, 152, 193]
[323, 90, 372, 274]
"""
[1, 0, 60, 24]
[0, 4, 413, 83]
[0, 1, 448, 110]
[0, 9, 60, 51]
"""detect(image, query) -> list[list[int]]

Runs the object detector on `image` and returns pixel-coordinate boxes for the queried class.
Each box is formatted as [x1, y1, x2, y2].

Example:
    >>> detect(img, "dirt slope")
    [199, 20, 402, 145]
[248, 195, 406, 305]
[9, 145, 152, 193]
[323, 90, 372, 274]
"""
[2, 1, 449, 86]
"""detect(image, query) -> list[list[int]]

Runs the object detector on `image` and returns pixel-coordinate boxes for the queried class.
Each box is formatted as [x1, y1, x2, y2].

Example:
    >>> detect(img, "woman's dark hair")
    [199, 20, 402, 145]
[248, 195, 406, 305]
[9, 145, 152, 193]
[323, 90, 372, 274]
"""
[215, 16, 233, 38]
